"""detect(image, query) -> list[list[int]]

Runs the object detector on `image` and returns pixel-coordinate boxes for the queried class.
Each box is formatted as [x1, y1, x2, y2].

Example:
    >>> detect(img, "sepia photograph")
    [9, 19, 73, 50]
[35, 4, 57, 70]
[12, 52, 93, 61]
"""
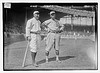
[3, 2, 98, 71]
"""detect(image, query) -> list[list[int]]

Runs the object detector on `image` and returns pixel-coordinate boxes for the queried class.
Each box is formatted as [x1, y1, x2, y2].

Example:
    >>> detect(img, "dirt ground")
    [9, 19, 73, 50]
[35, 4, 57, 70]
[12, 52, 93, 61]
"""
[4, 34, 97, 70]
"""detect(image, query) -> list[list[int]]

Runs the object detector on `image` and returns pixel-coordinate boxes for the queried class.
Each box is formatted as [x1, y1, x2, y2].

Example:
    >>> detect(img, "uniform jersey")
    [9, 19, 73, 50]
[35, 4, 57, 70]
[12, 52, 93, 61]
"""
[26, 17, 41, 37]
[26, 17, 41, 52]
[44, 19, 61, 31]
[44, 18, 64, 52]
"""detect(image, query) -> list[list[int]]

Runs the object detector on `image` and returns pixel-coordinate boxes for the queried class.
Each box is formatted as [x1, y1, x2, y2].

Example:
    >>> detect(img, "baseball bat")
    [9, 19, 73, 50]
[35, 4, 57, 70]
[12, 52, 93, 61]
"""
[22, 41, 29, 67]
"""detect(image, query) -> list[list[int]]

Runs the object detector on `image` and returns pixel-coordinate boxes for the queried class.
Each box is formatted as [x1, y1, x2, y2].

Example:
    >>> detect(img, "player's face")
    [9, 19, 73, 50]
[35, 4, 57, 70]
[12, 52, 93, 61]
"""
[50, 13, 56, 19]
[34, 13, 39, 20]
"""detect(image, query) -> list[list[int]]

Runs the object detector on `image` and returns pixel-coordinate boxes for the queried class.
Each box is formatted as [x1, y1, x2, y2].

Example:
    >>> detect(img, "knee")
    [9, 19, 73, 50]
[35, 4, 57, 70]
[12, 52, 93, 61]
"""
[45, 51, 49, 56]
[55, 50, 59, 55]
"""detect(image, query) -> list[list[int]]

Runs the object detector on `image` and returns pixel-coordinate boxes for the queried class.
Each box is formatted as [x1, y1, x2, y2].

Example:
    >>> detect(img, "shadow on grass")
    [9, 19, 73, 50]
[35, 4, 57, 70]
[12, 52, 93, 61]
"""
[37, 56, 75, 65]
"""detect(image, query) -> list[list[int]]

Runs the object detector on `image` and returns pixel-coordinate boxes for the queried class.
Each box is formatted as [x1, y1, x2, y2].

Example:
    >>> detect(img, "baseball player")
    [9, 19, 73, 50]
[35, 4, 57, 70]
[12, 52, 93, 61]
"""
[42, 11, 64, 63]
[26, 11, 41, 67]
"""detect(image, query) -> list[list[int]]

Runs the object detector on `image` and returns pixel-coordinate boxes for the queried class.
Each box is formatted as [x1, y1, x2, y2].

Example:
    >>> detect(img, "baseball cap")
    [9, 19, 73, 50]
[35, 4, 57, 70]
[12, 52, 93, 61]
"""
[33, 11, 39, 14]
[50, 11, 55, 15]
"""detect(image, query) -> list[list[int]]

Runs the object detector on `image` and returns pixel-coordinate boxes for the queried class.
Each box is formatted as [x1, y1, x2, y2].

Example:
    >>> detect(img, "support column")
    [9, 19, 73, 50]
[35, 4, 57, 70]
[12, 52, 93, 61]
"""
[71, 15, 73, 31]
[24, 7, 27, 33]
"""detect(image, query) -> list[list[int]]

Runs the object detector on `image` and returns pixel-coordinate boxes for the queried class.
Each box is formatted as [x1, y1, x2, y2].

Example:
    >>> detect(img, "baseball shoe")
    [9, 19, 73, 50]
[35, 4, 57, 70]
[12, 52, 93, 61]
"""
[56, 60, 61, 63]
[32, 63, 39, 67]
[46, 59, 49, 63]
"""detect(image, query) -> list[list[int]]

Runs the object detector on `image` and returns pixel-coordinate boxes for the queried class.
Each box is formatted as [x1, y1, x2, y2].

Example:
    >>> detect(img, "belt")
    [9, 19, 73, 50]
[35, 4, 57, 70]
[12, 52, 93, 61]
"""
[49, 31, 59, 33]
[30, 31, 39, 34]
[30, 31, 49, 35]
[49, 30, 62, 33]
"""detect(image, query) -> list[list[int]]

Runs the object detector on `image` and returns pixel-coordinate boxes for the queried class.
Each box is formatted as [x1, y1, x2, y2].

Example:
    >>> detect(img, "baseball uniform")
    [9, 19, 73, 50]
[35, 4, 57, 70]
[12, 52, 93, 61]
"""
[44, 18, 63, 52]
[26, 17, 41, 52]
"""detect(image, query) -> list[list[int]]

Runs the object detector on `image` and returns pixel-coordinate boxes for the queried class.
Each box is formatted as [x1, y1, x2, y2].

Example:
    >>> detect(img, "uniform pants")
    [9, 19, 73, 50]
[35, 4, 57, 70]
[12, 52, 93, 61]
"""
[45, 32, 60, 52]
[29, 34, 41, 52]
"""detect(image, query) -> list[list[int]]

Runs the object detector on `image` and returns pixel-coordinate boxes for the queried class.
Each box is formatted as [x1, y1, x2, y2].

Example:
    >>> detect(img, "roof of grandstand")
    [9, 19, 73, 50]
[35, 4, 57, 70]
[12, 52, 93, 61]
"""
[40, 5, 95, 17]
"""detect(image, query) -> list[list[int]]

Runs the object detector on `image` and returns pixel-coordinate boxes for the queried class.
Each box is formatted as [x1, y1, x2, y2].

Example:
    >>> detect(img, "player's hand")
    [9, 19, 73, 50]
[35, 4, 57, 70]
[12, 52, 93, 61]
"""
[55, 28, 60, 32]
[36, 30, 41, 34]
[55, 28, 63, 33]
[27, 36, 31, 41]
[59, 29, 63, 32]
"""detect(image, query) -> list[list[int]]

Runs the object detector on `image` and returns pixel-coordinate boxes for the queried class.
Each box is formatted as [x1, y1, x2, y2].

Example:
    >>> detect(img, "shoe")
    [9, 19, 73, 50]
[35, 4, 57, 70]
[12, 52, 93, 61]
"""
[56, 60, 61, 63]
[32, 63, 39, 67]
[46, 59, 49, 63]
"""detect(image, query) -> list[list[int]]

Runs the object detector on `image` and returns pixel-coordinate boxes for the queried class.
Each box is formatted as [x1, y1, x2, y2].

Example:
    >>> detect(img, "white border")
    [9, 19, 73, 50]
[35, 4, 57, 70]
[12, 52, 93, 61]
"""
[0, 0, 99, 3]
[0, 0, 99, 73]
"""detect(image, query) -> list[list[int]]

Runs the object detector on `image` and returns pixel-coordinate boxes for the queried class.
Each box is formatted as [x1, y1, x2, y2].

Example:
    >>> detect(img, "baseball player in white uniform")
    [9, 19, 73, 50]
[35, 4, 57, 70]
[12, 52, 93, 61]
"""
[26, 11, 41, 67]
[42, 11, 64, 63]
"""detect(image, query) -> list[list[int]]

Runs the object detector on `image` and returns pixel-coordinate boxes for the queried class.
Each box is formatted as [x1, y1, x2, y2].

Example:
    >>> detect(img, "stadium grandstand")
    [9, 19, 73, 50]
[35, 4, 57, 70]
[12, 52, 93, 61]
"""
[3, 3, 97, 41]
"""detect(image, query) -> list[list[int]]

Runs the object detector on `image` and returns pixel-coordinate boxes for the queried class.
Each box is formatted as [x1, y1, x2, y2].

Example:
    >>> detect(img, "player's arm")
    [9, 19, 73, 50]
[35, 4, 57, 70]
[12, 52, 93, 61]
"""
[59, 21, 64, 31]
[41, 22, 48, 29]
[26, 20, 32, 41]
[60, 24, 64, 31]
[41, 20, 50, 31]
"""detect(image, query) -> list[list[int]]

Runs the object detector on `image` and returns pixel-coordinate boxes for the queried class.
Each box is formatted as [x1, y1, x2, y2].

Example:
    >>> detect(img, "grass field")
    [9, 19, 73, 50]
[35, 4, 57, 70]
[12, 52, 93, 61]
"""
[4, 33, 97, 70]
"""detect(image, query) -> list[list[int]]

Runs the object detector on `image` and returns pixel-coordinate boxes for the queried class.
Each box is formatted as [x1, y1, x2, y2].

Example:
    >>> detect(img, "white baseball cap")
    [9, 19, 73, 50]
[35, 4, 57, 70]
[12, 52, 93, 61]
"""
[50, 11, 55, 15]
[33, 11, 39, 14]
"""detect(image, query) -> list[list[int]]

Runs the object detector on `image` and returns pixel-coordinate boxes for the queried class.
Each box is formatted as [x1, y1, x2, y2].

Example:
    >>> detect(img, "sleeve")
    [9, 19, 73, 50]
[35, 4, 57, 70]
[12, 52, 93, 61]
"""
[39, 21, 41, 31]
[59, 21, 64, 30]
[44, 20, 51, 26]
[26, 20, 32, 37]
[42, 20, 50, 29]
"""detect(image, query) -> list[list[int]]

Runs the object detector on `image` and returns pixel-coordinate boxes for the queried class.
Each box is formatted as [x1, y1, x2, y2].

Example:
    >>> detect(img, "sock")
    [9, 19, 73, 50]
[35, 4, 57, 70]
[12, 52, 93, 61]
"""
[31, 52, 37, 64]
[45, 51, 49, 61]
[56, 55, 59, 61]
[55, 50, 59, 60]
